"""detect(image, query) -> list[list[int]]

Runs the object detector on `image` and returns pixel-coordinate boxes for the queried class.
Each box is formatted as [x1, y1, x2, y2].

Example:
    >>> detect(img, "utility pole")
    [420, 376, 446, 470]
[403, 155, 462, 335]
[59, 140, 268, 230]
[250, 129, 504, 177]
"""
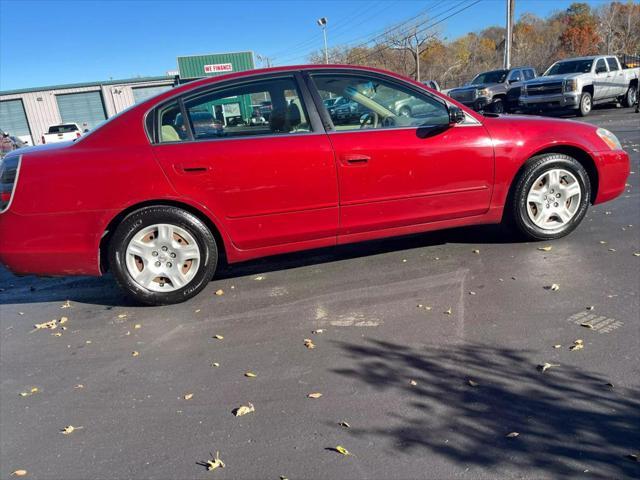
[414, 28, 421, 82]
[317, 17, 329, 64]
[504, 0, 514, 69]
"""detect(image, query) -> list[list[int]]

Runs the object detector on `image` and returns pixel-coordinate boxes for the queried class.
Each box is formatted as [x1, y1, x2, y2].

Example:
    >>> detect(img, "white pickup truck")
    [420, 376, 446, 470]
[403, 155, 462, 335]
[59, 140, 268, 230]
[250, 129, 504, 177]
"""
[519, 55, 639, 116]
[41, 123, 83, 144]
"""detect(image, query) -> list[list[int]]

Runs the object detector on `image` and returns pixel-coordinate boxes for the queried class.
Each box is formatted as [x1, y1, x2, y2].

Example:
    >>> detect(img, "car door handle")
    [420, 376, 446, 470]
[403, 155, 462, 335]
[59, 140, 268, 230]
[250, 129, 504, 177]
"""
[175, 163, 210, 174]
[341, 154, 370, 165]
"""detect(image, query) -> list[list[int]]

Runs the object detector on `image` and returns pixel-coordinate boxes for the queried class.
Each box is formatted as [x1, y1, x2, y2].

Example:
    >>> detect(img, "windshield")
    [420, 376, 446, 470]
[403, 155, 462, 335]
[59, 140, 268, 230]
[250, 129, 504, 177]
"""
[470, 70, 508, 84]
[545, 60, 593, 75]
[48, 124, 78, 134]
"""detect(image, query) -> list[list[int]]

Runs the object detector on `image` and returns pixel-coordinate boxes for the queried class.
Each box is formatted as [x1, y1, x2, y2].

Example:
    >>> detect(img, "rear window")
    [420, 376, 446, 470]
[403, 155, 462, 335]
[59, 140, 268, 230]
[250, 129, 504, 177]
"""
[48, 124, 79, 134]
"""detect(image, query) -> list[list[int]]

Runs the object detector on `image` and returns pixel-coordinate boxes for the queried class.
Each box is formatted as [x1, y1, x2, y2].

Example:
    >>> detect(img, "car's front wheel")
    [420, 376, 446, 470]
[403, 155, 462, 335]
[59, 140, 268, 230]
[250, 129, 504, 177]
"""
[578, 92, 592, 116]
[109, 206, 218, 305]
[509, 153, 591, 240]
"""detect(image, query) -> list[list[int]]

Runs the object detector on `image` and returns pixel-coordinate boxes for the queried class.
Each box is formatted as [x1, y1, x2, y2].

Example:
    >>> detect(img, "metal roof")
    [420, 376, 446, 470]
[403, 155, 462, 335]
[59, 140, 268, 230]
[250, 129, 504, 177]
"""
[0, 76, 175, 97]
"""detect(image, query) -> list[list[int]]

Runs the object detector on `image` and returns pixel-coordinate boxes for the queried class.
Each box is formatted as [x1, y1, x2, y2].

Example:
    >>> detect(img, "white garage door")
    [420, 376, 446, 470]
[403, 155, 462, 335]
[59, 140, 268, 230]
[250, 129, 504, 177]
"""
[132, 85, 173, 104]
[0, 99, 32, 143]
[56, 91, 107, 131]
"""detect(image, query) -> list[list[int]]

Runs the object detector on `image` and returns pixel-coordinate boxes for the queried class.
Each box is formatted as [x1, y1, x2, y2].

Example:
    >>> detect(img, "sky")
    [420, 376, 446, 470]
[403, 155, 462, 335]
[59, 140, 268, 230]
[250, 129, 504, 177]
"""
[0, 0, 614, 91]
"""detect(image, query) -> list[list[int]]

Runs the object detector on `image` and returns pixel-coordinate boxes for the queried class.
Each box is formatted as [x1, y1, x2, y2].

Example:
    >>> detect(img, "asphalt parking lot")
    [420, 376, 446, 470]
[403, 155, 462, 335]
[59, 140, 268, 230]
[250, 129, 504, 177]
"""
[1, 106, 639, 480]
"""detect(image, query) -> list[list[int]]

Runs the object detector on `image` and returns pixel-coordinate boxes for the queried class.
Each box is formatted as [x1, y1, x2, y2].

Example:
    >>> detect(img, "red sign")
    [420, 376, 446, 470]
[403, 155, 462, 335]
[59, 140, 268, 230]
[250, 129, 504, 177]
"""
[204, 63, 233, 74]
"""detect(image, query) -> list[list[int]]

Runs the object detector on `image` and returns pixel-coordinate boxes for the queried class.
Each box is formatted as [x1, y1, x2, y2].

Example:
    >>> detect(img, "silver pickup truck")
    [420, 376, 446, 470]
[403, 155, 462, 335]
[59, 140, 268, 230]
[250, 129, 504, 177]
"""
[519, 55, 639, 116]
[448, 67, 537, 113]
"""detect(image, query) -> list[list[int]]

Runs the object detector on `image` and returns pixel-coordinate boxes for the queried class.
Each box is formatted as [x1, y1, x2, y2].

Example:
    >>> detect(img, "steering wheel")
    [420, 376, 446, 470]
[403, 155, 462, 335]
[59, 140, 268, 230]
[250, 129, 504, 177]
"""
[359, 112, 379, 129]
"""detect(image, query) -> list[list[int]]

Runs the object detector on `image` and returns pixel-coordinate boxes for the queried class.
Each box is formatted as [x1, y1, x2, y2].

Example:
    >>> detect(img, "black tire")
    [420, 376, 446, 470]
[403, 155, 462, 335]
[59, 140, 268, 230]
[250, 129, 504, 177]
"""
[622, 85, 637, 108]
[490, 98, 505, 114]
[578, 91, 592, 116]
[508, 153, 591, 241]
[108, 206, 218, 305]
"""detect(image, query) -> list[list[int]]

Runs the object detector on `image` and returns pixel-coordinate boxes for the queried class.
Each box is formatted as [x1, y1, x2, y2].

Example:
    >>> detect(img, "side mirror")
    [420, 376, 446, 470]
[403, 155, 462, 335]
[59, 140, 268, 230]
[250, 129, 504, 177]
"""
[448, 105, 465, 124]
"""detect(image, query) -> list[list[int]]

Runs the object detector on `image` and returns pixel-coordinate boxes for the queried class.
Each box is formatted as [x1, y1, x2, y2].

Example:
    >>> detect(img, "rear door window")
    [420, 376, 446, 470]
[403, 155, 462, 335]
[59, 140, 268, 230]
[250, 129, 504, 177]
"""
[606, 57, 619, 71]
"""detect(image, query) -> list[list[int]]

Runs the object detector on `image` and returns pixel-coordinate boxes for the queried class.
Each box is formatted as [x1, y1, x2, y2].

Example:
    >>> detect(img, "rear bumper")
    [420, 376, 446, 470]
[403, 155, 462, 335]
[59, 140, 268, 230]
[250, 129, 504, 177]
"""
[0, 209, 110, 277]
[593, 149, 630, 204]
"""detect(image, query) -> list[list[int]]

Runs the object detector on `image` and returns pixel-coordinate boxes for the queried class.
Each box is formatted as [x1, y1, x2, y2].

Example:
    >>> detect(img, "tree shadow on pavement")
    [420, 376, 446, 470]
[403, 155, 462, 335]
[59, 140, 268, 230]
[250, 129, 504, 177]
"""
[333, 339, 640, 478]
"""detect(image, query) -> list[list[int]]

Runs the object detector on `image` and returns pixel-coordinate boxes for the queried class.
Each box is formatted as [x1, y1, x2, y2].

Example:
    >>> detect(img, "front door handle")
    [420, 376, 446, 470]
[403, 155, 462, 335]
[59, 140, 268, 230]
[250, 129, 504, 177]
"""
[341, 154, 370, 165]
[175, 163, 210, 174]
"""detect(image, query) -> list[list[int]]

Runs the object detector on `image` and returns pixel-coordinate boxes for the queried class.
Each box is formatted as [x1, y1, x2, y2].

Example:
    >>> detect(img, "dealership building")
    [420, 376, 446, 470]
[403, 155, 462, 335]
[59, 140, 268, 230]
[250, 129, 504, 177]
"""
[0, 51, 254, 145]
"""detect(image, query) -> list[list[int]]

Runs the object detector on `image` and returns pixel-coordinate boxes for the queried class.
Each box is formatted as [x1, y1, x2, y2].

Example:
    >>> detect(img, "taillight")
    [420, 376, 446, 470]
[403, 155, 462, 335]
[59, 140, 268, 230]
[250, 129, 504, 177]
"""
[0, 155, 21, 212]
[41, 135, 46, 144]
[76, 132, 81, 138]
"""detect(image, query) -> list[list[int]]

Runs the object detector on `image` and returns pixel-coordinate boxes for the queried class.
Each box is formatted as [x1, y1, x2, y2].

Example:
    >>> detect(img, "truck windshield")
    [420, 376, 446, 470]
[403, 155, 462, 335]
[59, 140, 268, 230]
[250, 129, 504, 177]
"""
[470, 70, 508, 84]
[48, 124, 79, 134]
[545, 60, 593, 75]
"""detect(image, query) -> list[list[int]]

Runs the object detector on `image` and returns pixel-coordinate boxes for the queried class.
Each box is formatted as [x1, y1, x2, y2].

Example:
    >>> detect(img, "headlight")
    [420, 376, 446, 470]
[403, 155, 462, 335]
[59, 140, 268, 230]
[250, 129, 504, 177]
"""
[477, 88, 490, 97]
[564, 79, 578, 92]
[596, 128, 622, 150]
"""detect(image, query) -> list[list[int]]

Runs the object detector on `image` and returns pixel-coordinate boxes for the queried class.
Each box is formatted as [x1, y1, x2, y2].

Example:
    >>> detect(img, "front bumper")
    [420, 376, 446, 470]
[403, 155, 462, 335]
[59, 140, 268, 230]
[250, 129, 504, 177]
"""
[519, 92, 580, 109]
[593, 149, 631, 204]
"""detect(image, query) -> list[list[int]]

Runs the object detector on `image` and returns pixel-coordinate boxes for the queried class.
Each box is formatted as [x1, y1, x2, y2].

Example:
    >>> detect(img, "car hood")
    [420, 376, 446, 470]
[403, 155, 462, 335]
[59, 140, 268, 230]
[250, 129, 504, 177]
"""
[526, 73, 583, 83]
[450, 82, 500, 93]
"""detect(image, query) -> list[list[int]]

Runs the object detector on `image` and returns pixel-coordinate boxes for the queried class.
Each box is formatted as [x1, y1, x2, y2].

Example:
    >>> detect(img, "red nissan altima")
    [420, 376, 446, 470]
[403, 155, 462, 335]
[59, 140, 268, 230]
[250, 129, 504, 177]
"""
[0, 65, 630, 305]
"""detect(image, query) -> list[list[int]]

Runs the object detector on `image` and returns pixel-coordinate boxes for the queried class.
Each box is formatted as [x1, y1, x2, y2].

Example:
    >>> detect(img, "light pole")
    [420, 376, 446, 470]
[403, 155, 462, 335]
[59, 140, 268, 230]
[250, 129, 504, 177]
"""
[317, 17, 329, 64]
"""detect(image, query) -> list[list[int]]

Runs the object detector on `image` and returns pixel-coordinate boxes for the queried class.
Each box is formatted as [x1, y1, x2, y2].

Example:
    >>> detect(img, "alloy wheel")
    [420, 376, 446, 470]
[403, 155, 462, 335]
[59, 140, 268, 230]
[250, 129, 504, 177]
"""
[526, 168, 582, 230]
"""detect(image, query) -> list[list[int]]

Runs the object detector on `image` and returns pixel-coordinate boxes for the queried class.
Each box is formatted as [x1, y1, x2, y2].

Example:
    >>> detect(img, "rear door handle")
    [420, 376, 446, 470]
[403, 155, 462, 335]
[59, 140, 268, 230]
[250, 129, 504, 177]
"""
[341, 154, 370, 166]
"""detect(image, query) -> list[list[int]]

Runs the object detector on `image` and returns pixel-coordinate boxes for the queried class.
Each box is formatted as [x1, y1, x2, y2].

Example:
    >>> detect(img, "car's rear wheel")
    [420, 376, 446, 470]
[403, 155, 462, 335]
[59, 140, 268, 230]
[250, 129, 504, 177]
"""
[509, 153, 591, 240]
[622, 85, 637, 108]
[109, 206, 218, 305]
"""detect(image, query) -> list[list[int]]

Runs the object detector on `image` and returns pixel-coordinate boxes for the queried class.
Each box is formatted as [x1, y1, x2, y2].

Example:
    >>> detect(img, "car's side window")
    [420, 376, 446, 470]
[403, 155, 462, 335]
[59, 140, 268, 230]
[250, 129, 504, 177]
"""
[606, 57, 619, 71]
[509, 70, 522, 83]
[595, 58, 608, 74]
[311, 73, 449, 131]
[523, 69, 534, 81]
[158, 102, 185, 143]
[181, 76, 311, 141]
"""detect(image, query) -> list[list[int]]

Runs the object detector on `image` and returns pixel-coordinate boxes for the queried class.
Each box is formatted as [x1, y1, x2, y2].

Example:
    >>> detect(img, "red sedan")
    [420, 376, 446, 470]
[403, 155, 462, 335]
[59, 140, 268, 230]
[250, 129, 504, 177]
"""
[0, 65, 630, 305]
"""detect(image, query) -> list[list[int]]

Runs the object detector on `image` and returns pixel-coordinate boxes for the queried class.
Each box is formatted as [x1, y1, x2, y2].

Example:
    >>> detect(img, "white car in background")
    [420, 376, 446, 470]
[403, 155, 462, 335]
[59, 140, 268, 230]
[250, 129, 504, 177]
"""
[41, 123, 82, 144]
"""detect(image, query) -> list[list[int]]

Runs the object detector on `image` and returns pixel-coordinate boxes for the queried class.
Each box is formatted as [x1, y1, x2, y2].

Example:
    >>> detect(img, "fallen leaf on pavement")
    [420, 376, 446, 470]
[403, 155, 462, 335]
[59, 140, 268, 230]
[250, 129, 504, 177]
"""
[211, 362, 220, 368]
[244, 372, 256, 378]
[33, 319, 57, 330]
[131, 351, 140, 357]
[633, 252, 640, 257]
[627, 453, 639, 462]
[10, 470, 27, 477]
[117, 314, 128, 319]
[213, 334, 224, 340]
[538, 363, 560, 373]
[340, 421, 351, 428]
[334, 445, 352, 456]
[312, 329, 325, 334]
[580, 322, 594, 329]
[184, 393, 193, 400]
[233, 403, 255, 417]
[545, 284, 560, 291]
[506, 432, 520, 438]
[74, 384, 84, 389]
[134, 324, 141, 329]
[254, 275, 265, 281]
[304, 338, 316, 349]
[570, 339, 584, 351]
[206, 451, 225, 471]
[59, 316, 68, 325]
[444, 307, 452, 315]
[61, 300, 72, 309]
[467, 379, 479, 387]
[61, 425, 82, 435]
[472, 249, 480, 254]
[51, 332, 62, 337]
[409, 379, 417, 386]
[215, 289, 224, 296]
[537, 246, 552, 252]
[553, 344, 562, 349]
[599, 240, 608, 245]
[307, 392, 323, 399]
[586, 306, 594, 311]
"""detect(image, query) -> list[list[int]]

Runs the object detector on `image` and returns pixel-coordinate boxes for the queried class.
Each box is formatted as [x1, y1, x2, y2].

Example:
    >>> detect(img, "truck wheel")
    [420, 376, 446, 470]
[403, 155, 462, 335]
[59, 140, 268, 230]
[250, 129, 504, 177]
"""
[490, 99, 505, 113]
[622, 85, 637, 108]
[109, 206, 218, 305]
[578, 92, 592, 116]
[508, 153, 590, 240]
